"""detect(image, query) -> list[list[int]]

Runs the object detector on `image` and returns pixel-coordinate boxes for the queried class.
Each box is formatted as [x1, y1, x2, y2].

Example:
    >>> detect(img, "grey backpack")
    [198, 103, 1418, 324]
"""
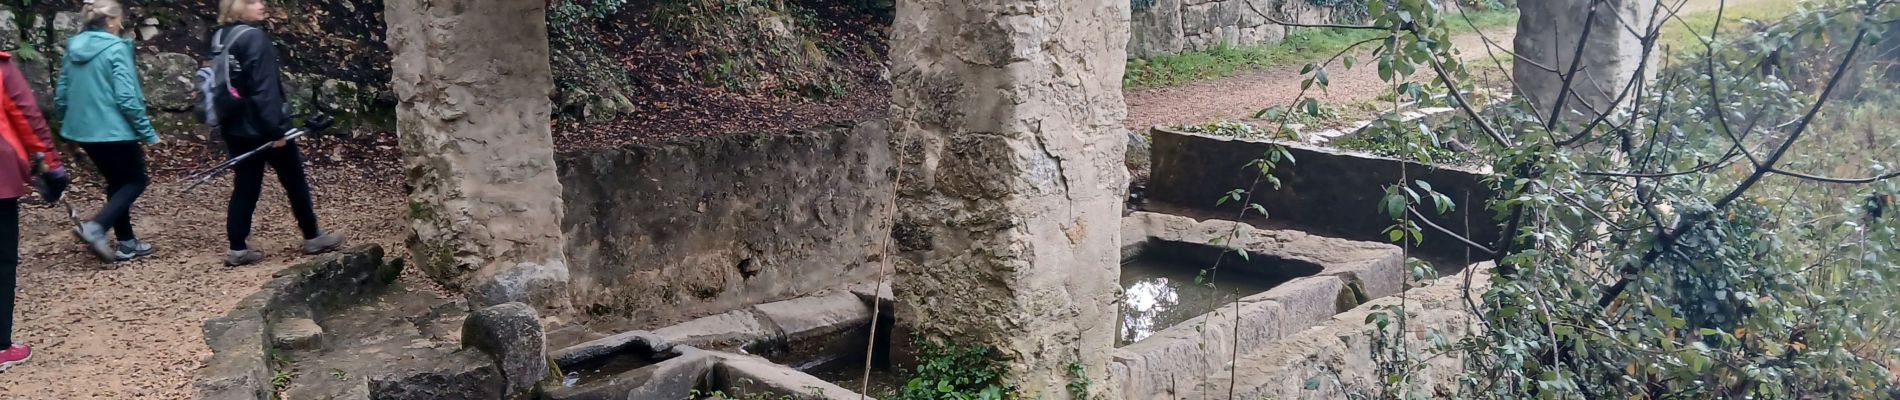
[200, 25, 256, 127]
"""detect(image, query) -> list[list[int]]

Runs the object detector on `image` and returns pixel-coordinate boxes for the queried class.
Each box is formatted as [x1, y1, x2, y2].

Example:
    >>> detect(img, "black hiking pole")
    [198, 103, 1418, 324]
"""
[182, 129, 310, 193]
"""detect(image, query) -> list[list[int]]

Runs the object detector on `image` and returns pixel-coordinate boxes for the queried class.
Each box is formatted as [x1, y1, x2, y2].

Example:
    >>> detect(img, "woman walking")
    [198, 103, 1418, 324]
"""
[212, 0, 344, 267]
[0, 48, 71, 371]
[55, 0, 158, 263]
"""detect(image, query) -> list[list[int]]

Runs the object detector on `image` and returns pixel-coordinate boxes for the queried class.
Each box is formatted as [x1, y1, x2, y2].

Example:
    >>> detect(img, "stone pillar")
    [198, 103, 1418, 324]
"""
[889, 0, 1128, 398]
[386, 0, 570, 310]
[1515, 0, 1659, 124]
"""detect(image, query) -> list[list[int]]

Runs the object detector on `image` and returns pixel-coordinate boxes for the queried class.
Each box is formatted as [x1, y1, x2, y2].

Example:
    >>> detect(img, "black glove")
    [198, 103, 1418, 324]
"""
[301, 114, 335, 134]
[28, 154, 69, 203]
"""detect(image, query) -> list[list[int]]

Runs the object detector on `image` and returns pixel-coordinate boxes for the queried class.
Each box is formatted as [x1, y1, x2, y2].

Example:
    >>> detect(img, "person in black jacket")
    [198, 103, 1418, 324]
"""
[212, 0, 343, 267]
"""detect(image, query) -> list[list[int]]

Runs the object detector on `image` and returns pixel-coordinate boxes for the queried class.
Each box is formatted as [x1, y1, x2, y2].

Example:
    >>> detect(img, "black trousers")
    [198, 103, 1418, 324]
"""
[79, 141, 148, 241]
[1, 198, 19, 347]
[226, 139, 320, 251]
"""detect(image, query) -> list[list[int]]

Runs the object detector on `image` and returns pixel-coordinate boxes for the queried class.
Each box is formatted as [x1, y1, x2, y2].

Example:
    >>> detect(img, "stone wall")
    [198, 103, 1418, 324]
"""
[889, 0, 1130, 395]
[1129, 0, 1335, 58]
[1201, 267, 1488, 398]
[1147, 127, 1502, 260]
[556, 121, 894, 328]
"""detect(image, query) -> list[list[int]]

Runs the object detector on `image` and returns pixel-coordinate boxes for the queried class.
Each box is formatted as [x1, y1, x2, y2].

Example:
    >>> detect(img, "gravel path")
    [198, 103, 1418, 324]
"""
[1125, 26, 1515, 131]
[0, 152, 408, 399]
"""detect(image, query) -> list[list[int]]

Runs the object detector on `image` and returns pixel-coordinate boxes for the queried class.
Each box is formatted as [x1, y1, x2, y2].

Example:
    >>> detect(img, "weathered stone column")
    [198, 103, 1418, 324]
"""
[1515, 0, 1659, 124]
[889, 0, 1129, 398]
[386, 0, 570, 310]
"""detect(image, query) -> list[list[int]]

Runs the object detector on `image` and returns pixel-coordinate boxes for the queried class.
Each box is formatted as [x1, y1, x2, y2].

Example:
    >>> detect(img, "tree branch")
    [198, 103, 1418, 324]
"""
[1409, 207, 1499, 257]
[1714, 29, 1870, 209]
[1417, 31, 1515, 148]
[1558, 0, 1675, 147]
[1768, 168, 1900, 184]
[1544, 0, 1606, 130]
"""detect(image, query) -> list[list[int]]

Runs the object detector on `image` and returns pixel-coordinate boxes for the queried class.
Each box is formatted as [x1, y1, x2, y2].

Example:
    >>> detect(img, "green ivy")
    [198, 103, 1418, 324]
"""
[548, 0, 630, 29]
[893, 339, 1016, 400]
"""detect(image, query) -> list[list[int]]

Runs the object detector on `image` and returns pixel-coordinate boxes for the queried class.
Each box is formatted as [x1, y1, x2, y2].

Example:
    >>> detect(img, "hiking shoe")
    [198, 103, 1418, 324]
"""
[225, 249, 267, 267]
[302, 232, 346, 255]
[71, 222, 116, 262]
[115, 239, 156, 261]
[0, 344, 31, 373]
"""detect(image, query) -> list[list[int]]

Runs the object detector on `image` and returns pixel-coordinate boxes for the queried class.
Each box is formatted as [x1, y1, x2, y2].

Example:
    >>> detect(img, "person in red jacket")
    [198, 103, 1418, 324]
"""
[0, 51, 70, 372]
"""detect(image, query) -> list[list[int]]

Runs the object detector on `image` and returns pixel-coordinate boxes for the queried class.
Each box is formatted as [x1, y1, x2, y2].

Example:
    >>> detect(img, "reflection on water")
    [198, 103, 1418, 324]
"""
[563, 351, 664, 387]
[1118, 256, 1285, 346]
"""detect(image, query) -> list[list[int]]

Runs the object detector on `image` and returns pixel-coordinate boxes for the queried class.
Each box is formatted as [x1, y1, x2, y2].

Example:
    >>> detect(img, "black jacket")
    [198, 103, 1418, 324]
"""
[210, 22, 295, 143]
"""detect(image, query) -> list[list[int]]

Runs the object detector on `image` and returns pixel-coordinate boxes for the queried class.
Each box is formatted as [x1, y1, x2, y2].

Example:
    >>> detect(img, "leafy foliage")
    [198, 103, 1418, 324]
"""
[1272, 0, 1900, 397]
[893, 339, 1016, 400]
[549, 0, 631, 29]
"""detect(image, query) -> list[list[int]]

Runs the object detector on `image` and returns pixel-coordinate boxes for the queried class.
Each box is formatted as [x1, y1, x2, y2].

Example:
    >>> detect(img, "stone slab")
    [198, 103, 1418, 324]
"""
[368, 350, 506, 400]
[712, 353, 870, 400]
[272, 317, 324, 351]
[548, 347, 716, 400]
[752, 292, 874, 341]
[551, 329, 671, 367]
[653, 309, 774, 349]
[193, 300, 271, 400]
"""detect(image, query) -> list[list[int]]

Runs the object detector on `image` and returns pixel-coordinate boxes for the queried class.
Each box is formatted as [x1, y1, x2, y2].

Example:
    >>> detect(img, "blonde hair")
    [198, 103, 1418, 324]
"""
[218, 0, 259, 25]
[81, 0, 123, 30]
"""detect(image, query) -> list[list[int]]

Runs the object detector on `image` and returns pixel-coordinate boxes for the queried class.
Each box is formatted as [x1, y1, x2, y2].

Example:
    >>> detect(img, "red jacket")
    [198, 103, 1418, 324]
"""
[0, 51, 62, 200]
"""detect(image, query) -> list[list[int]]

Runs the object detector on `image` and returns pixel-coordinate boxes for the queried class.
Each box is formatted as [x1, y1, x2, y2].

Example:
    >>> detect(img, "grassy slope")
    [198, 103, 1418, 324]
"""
[1658, 0, 1805, 54]
[1125, 8, 1518, 89]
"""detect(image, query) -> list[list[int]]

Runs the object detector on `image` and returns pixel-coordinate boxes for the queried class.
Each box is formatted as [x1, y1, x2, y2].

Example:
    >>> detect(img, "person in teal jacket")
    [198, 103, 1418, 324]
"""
[54, 0, 160, 263]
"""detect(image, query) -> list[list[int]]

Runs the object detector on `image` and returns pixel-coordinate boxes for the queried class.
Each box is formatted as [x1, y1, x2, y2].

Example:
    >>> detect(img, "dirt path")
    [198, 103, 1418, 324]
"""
[1124, 0, 1770, 130]
[0, 148, 408, 399]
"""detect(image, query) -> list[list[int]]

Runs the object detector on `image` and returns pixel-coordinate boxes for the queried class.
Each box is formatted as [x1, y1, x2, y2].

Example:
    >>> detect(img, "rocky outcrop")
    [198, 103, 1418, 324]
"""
[193, 245, 407, 400]
[462, 302, 551, 397]
[889, 0, 1130, 396]
[367, 350, 507, 400]
[556, 121, 893, 327]
[386, 0, 571, 310]
[137, 52, 197, 112]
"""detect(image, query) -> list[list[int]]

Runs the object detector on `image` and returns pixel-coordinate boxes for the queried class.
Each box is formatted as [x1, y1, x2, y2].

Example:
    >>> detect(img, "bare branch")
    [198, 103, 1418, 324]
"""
[1558, 0, 1677, 147]
[1544, 0, 1606, 130]
[1451, 4, 1551, 76]
[1768, 168, 1900, 184]
[1419, 38, 1516, 148]
[1714, 29, 1871, 209]
[1409, 207, 1499, 257]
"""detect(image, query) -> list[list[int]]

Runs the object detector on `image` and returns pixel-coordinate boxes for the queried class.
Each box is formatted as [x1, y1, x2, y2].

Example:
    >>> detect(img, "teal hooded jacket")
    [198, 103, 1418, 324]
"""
[55, 29, 158, 144]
